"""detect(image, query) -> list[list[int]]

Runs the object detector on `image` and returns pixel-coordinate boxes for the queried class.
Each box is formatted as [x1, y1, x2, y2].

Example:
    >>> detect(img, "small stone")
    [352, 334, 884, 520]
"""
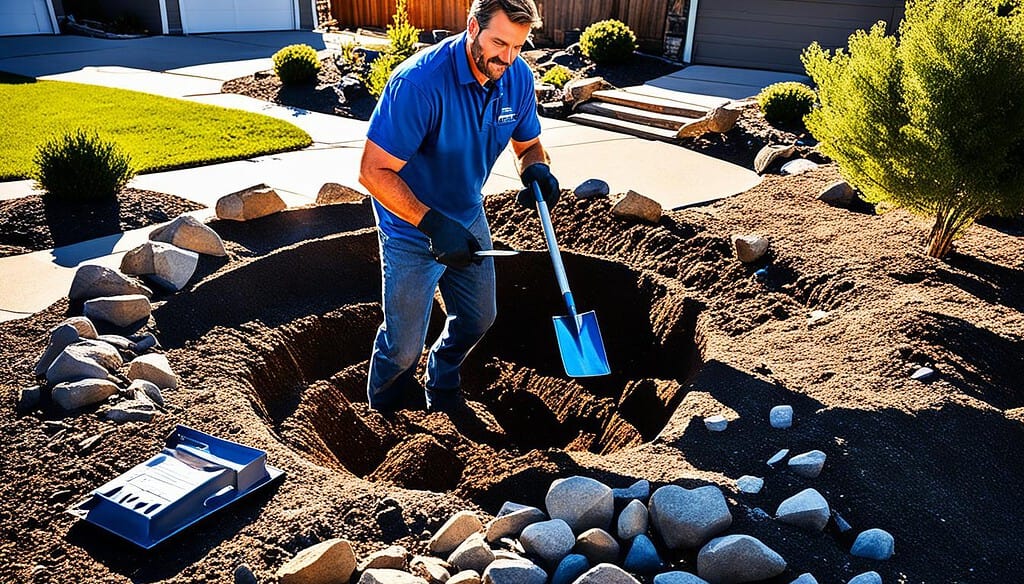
[216, 183, 287, 221]
[34, 324, 80, 376]
[696, 535, 786, 583]
[573, 179, 609, 199]
[18, 385, 42, 413]
[411, 556, 451, 584]
[572, 563, 640, 584]
[807, 310, 830, 325]
[358, 545, 408, 571]
[789, 573, 819, 584]
[429, 511, 483, 555]
[703, 415, 728, 432]
[520, 519, 575, 567]
[776, 488, 830, 532]
[233, 563, 258, 584]
[130, 332, 160, 353]
[57, 316, 98, 339]
[106, 399, 158, 423]
[83, 294, 152, 328]
[447, 533, 495, 573]
[788, 450, 826, 478]
[481, 559, 546, 584]
[648, 485, 732, 550]
[731, 234, 769, 263]
[819, 181, 856, 206]
[610, 191, 662, 224]
[361, 569, 428, 584]
[767, 449, 789, 465]
[910, 366, 936, 381]
[573, 528, 619, 565]
[485, 504, 545, 543]
[128, 378, 164, 406]
[127, 353, 178, 389]
[847, 572, 882, 584]
[622, 534, 663, 573]
[769, 405, 793, 428]
[545, 476, 614, 533]
[780, 158, 819, 175]
[277, 538, 356, 584]
[754, 143, 796, 174]
[551, 554, 589, 584]
[611, 479, 649, 502]
[832, 510, 854, 533]
[78, 433, 106, 453]
[850, 528, 895, 560]
[653, 571, 709, 584]
[736, 476, 764, 494]
[447, 571, 481, 584]
[616, 499, 648, 540]
[316, 182, 365, 204]
[150, 214, 227, 256]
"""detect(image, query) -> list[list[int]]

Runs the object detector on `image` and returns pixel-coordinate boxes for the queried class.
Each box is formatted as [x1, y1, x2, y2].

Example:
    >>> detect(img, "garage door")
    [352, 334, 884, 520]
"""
[691, 0, 903, 73]
[0, 0, 55, 36]
[180, 0, 295, 34]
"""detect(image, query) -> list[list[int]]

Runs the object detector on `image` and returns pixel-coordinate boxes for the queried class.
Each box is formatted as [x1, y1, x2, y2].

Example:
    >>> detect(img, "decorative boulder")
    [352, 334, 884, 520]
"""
[127, 353, 178, 389]
[545, 476, 614, 533]
[696, 535, 786, 583]
[216, 183, 287, 221]
[731, 234, 769, 263]
[753, 143, 796, 174]
[649, 485, 732, 550]
[564, 77, 607, 106]
[51, 378, 120, 410]
[120, 241, 199, 291]
[69, 265, 151, 302]
[611, 191, 662, 224]
[83, 294, 151, 328]
[316, 182, 365, 205]
[277, 538, 356, 584]
[150, 214, 227, 256]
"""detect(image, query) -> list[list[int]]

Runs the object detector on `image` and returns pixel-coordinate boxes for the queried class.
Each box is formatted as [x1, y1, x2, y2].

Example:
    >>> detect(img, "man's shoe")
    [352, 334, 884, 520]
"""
[425, 387, 465, 413]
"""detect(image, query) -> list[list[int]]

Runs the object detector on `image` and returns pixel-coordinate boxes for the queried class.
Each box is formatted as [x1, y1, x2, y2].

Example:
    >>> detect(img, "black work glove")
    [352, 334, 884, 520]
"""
[517, 163, 560, 211]
[417, 209, 481, 268]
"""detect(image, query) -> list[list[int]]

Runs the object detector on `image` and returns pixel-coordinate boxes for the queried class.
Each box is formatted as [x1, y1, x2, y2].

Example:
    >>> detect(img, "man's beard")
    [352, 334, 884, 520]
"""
[470, 35, 510, 82]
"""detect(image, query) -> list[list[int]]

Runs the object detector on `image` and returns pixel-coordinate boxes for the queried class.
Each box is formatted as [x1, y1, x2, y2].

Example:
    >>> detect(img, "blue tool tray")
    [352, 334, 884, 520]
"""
[67, 424, 284, 549]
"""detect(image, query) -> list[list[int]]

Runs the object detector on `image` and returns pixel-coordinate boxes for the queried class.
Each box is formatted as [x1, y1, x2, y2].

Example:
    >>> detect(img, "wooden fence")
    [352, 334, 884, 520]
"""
[329, 0, 669, 51]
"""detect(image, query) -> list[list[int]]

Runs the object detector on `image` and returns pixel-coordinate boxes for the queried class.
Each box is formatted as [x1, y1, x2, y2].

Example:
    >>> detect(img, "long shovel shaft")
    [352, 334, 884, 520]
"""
[533, 182, 577, 318]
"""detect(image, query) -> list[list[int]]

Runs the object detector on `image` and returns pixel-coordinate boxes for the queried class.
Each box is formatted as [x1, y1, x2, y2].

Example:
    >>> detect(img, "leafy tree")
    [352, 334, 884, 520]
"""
[363, 0, 421, 99]
[802, 0, 1024, 258]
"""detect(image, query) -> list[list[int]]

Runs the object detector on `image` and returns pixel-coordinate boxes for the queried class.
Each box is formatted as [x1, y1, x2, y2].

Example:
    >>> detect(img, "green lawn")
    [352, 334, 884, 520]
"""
[0, 73, 312, 181]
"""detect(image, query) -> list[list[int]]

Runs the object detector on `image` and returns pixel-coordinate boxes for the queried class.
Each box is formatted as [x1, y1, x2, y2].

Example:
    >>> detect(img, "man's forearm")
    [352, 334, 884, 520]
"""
[516, 141, 550, 173]
[359, 166, 430, 227]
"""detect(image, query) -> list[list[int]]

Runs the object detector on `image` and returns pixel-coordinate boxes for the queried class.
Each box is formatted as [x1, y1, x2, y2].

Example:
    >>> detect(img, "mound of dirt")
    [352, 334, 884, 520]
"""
[1, 168, 1023, 583]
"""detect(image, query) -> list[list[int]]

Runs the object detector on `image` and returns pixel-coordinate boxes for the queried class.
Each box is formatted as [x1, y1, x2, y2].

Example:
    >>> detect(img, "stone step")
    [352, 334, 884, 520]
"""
[589, 89, 710, 118]
[567, 113, 679, 142]
[576, 101, 701, 131]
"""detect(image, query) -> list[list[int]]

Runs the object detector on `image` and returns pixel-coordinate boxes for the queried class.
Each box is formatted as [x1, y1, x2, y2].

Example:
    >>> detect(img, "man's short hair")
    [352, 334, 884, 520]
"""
[468, 0, 542, 30]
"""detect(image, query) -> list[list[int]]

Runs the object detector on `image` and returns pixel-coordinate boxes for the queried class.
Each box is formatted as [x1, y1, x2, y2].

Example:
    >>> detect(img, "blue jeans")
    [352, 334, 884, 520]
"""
[367, 210, 496, 410]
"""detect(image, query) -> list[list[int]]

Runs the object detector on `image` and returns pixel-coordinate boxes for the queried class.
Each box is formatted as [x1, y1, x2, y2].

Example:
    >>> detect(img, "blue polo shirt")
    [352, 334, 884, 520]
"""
[366, 31, 541, 240]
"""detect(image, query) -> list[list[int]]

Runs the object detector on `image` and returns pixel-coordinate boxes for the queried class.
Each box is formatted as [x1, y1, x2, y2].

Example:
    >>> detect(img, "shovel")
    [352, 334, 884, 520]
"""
[532, 181, 611, 377]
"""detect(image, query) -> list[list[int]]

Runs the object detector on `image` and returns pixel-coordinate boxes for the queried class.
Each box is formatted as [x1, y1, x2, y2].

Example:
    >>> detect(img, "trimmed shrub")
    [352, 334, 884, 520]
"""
[32, 129, 134, 202]
[273, 44, 321, 85]
[757, 81, 817, 125]
[580, 19, 637, 65]
[387, 0, 420, 60]
[802, 0, 1024, 258]
[365, 53, 401, 99]
[541, 64, 572, 88]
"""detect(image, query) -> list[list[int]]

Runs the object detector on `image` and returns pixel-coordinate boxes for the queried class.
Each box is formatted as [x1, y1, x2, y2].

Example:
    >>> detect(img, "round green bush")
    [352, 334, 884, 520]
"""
[580, 19, 637, 65]
[541, 65, 572, 88]
[273, 44, 321, 85]
[32, 129, 135, 202]
[757, 81, 817, 125]
[365, 53, 402, 99]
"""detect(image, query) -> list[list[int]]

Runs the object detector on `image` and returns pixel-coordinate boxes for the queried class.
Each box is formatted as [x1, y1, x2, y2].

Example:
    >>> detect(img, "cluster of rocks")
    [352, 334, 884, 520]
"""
[274, 471, 891, 584]
[695, 403, 895, 582]
[569, 179, 664, 226]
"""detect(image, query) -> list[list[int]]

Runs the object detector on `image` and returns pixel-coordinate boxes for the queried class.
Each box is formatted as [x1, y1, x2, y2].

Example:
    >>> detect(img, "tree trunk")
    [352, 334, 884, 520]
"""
[926, 202, 979, 259]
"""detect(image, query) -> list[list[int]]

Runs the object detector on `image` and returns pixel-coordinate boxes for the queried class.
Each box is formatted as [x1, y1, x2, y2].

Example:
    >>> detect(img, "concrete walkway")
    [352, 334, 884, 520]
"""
[0, 32, 762, 322]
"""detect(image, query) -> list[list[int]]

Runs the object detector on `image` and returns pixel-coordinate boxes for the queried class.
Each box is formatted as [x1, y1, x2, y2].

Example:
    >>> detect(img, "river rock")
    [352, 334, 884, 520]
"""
[704, 415, 728, 431]
[788, 450, 826, 478]
[653, 572, 709, 584]
[34, 324, 80, 376]
[448, 571, 481, 584]
[649, 485, 732, 549]
[769, 405, 793, 428]
[780, 158, 819, 175]
[216, 183, 286, 221]
[571, 563, 639, 584]
[486, 504, 545, 542]
[818, 181, 855, 206]
[51, 378, 119, 410]
[623, 534, 662, 573]
[411, 556, 451, 584]
[150, 214, 227, 256]
[277, 538, 356, 584]
[552, 554, 588, 584]
[767, 449, 789, 465]
[546, 476, 613, 533]
[429, 511, 483, 555]
[520, 519, 575, 566]
[790, 574, 818, 584]
[736, 476, 764, 494]
[482, 559, 547, 584]
[754, 143, 796, 174]
[361, 569, 427, 584]
[573, 179, 609, 199]
[611, 479, 649, 502]
[776, 488, 830, 531]
[448, 533, 494, 573]
[611, 191, 662, 224]
[127, 353, 177, 389]
[850, 528, 894, 560]
[696, 535, 786, 584]
[616, 499, 648, 540]
[573, 528, 619, 565]
[847, 572, 882, 584]
[358, 545, 409, 571]
[84, 294, 151, 328]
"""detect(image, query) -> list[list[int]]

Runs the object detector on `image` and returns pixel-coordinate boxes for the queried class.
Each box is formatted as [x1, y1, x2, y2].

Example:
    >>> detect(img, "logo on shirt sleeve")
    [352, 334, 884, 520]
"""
[497, 106, 517, 125]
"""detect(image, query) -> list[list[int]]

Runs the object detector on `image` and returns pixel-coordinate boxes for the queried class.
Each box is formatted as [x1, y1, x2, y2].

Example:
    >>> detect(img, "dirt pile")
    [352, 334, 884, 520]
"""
[2, 166, 1023, 583]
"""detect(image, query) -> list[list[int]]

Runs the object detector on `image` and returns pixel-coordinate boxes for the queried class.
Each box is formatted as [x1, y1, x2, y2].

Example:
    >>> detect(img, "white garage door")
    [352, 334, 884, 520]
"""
[180, 0, 295, 34]
[0, 0, 55, 36]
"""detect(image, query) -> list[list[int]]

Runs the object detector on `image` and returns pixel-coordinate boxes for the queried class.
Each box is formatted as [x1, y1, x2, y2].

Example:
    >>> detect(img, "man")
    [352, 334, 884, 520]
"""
[359, 0, 560, 412]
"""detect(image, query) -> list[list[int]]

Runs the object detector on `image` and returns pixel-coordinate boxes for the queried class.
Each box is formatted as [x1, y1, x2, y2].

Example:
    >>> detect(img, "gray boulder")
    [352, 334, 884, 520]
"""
[84, 294, 151, 328]
[546, 476, 614, 533]
[653, 572, 709, 584]
[69, 265, 151, 302]
[850, 528, 894, 560]
[51, 378, 119, 410]
[696, 535, 786, 584]
[150, 214, 227, 256]
[776, 488, 830, 532]
[121, 240, 199, 291]
[127, 353, 177, 389]
[847, 572, 882, 584]
[616, 499, 648, 540]
[520, 519, 575, 567]
[486, 503, 545, 543]
[571, 564, 639, 584]
[34, 323, 80, 376]
[482, 559, 547, 584]
[573, 528, 619, 565]
[649, 485, 733, 549]
[788, 450, 826, 478]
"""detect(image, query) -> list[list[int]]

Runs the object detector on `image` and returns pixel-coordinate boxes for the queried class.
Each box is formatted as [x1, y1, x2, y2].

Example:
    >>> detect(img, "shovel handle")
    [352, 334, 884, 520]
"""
[533, 181, 578, 317]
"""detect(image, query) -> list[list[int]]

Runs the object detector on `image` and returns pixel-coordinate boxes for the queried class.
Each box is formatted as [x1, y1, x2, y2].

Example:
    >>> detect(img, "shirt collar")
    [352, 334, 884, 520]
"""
[452, 30, 503, 91]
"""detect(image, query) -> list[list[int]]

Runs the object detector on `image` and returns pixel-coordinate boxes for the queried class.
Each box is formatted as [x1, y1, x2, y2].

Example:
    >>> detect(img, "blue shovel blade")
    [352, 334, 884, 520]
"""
[553, 310, 611, 377]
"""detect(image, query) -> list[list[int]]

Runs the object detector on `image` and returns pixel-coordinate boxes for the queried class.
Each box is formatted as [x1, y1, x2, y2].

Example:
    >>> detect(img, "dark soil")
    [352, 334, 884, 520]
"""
[2, 167, 1023, 583]
[0, 188, 206, 258]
